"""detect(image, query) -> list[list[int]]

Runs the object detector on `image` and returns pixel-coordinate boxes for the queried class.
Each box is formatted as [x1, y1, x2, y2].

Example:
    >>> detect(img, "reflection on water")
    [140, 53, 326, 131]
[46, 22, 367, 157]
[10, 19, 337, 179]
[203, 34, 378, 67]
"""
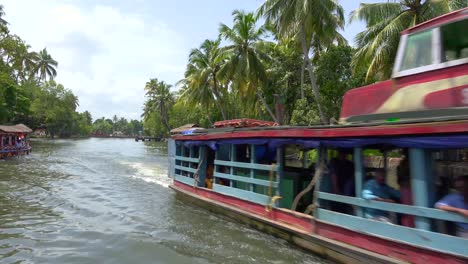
[0, 138, 329, 264]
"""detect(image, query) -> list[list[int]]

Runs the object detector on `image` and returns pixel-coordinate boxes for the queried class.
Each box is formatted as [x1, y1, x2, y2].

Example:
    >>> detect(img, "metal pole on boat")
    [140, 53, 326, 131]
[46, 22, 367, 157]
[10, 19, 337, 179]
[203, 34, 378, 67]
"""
[409, 148, 431, 231]
[354, 147, 364, 217]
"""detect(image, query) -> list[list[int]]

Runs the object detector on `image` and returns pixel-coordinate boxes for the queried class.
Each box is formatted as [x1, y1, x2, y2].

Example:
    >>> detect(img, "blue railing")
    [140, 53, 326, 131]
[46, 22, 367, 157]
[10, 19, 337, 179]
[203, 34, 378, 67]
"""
[213, 144, 279, 205]
[174, 145, 200, 186]
[316, 148, 468, 257]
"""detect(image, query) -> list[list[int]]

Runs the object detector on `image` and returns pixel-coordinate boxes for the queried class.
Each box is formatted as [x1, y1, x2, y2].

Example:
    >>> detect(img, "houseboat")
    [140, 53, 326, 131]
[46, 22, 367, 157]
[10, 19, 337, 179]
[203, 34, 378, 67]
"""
[168, 8, 468, 264]
[0, 124, 32, 159]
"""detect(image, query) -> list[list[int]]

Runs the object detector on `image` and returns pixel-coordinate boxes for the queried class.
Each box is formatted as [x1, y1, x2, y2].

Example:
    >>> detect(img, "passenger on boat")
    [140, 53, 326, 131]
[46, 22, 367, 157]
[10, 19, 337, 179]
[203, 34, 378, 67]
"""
[362, 169, 401, 223]
[329, 149, 355, 214]
[330, 149, 355, 196]
[397, 156, 415, 227]
[205, 164, 214, 189]
[435, 175, 468, 238]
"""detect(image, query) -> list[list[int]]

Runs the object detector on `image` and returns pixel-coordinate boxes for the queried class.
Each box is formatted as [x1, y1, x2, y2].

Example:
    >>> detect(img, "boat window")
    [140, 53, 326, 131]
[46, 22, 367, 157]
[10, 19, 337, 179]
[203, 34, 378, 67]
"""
[182, 145, 190, 157]
[191, 146, 199, 158]
[234, 144, 250, 163]
[431, 148, 468, 236]
[175, 144, 181, 156]
[441, 19, 468, 61]
[284, 145, 303, 168]
[216, 144, 231, 161]
[400, 30, 433, 71]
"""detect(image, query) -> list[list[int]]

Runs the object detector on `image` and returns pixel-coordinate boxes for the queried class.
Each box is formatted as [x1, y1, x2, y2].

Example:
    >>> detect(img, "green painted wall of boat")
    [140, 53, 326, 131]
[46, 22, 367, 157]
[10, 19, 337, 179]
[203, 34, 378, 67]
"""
[279, 176, 294, 208]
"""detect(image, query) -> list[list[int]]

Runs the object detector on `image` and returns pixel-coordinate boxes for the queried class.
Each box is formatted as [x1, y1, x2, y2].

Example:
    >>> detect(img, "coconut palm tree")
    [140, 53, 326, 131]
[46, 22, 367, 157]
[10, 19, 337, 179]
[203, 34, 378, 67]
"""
[144, 78, 174, 132]
[34, 48, 58, 81]
[258, 0, 346, 124]
[351, 0, 467, 80]
[218, 10, 277, 122]
[10, 43, 38, 82]
[180, 39, 228, 120]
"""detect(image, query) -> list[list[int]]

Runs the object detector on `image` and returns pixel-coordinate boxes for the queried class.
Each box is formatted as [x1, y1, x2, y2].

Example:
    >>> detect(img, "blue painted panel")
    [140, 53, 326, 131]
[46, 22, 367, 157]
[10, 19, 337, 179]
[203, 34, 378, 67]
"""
[174, 165, 197, 173]
[317, 192, 468, 223]
[175, 174, 195, 186]
[175, 156, 200, 163]
[353, 148, 363, 217]
[316, 209, 468, 257]
[213, 183, 270, 205]
[214, 160, 274, 171]
[214, 172, 278, 188]
[168, 139, 176, 179]
[409, 148, 431, 230]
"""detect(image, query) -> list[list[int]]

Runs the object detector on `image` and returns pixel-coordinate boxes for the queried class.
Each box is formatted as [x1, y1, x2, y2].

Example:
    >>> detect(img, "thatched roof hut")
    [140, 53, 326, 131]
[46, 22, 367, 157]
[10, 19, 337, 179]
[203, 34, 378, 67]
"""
[0, 124, 33, 134]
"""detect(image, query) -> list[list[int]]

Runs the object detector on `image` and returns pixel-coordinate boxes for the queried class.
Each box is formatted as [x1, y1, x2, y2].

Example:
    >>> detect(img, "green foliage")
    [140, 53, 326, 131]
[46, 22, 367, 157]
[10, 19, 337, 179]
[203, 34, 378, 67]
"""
[0, 6, 105, 138]
[30, 80, 80, 137]
[92, 116, 142, 136]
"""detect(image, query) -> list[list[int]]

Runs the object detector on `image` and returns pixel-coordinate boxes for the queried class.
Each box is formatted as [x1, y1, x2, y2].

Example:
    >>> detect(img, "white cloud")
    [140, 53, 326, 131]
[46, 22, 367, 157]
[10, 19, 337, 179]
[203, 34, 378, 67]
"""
[2, 0, 186, 120]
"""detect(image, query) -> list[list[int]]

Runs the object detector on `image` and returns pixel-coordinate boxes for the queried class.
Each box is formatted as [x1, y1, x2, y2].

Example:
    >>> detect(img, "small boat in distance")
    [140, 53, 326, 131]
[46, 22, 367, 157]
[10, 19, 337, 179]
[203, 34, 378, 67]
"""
[0, 124, 32, 159]
[168, 8, 468, 264]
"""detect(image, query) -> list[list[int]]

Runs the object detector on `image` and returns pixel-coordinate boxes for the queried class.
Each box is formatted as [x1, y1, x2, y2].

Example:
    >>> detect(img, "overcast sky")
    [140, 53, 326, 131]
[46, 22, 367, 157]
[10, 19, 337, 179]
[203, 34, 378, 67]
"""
[2, 0, 377, 120]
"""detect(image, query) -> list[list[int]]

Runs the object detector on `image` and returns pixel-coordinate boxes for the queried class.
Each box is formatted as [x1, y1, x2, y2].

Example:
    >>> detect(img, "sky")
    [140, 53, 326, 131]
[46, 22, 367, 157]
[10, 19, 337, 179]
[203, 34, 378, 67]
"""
[2, 0, 379, 120]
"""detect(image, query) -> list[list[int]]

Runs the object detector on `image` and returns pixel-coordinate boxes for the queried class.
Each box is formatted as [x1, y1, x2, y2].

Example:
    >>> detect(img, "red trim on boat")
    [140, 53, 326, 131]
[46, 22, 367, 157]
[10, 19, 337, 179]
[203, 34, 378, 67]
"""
[401, 7, 468, 35]
[174, 181, 314, 232]
[173, 181, 467, 264]
[173, 122, 468, 141]
[315, 222, 467, 264]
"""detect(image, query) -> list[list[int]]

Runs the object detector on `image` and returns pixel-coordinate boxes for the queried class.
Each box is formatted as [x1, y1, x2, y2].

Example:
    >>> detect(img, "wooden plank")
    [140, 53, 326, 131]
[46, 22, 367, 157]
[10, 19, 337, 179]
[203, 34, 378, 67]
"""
[174, 165, 197, 173]
[213, 183, 270, 205]
[175, 174, 195, 186]
[317, 192, 468, 223]
[316, 208, 468, 257]
[214, 172, 278, 188]
[215, 159, 274, 171]
[175, 156, 199, 163]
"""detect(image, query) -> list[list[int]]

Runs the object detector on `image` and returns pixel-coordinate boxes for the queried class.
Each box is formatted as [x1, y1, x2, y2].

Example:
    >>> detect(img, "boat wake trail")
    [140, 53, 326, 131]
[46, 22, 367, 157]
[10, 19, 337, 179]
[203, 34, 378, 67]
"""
[126, 161, 171, 188]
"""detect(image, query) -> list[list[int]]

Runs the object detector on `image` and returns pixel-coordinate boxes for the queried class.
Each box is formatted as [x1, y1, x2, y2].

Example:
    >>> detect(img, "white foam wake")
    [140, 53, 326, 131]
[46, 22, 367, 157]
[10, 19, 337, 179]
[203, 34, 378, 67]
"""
[125, 162, 172, 188]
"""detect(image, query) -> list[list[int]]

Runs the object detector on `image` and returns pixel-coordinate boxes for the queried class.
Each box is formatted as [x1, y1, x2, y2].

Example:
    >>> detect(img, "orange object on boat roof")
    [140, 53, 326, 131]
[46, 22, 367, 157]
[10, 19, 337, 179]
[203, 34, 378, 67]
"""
[213, 118, 277, 128]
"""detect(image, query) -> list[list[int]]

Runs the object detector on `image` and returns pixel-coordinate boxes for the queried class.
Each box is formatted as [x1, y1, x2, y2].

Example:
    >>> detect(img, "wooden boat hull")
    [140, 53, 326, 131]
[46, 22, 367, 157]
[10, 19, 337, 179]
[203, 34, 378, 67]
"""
[0, 147, 32, 159]
[171, 181, 467, 264]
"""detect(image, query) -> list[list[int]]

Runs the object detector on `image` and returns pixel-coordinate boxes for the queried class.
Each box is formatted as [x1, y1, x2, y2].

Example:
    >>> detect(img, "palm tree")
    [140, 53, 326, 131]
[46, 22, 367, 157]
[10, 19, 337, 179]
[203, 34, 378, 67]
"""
[351, 0, 467, 80]
[180, 39, 228, 120]
[144, 78, 174, 132]
[258, 0, 346, 124]
[11, 43, 38, 82]
[218, 10, 277, 122]
[34, 48, 58, 81]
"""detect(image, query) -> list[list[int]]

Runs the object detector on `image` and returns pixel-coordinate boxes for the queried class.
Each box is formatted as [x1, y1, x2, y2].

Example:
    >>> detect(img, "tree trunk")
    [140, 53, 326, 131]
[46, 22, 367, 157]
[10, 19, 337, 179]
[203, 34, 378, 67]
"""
[300, 23, 328, 124]
[160, 104, 171, 132]
[212, 75, 227, 120]
[256, 90, 278, 123]
[300, 57, 306, 99]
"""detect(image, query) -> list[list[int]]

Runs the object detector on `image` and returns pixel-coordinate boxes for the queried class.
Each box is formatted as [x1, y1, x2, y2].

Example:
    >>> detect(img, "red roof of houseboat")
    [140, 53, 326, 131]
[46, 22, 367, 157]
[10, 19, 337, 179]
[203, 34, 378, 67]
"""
[173, 119, 468, 141]
[213, 119, 277, 128]
[401, 7, 468, 35]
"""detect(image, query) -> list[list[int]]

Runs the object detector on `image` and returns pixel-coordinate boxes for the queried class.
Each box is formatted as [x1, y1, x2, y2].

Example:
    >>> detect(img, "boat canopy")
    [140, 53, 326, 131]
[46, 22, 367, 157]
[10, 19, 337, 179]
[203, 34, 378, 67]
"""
[178, 134, 468, 150]
[0, 124, 32, 134]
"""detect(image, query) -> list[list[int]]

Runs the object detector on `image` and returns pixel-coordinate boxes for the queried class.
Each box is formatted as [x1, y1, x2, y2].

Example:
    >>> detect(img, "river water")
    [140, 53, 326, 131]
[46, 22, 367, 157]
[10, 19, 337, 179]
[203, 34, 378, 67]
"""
[0, 138, 329, 264]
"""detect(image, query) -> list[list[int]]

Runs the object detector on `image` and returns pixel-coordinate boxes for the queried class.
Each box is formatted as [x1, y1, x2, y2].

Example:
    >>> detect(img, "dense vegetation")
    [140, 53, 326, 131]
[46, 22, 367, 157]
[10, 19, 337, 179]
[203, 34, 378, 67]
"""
[142, 0, 466, 137]
[0, 5, 89, 137]
[0, 6, 142, 138]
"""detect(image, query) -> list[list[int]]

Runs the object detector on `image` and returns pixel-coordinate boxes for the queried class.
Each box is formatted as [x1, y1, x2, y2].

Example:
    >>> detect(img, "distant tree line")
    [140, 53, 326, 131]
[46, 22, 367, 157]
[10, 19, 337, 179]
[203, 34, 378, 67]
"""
[142, 0, 466, 137]
[0, 5, 143, 138]
[92, 115, 143, 136]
